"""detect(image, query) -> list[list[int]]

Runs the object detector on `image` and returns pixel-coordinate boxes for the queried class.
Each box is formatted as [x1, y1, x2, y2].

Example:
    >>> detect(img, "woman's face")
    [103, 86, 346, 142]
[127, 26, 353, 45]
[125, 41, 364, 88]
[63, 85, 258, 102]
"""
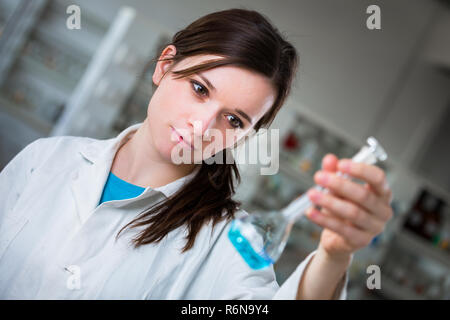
[146, 45, 276, 164]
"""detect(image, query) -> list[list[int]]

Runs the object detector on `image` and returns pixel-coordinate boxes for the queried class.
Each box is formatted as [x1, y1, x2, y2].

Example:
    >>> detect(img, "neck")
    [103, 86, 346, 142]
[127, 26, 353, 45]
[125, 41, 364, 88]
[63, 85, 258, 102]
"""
[110, 119, 196, 188]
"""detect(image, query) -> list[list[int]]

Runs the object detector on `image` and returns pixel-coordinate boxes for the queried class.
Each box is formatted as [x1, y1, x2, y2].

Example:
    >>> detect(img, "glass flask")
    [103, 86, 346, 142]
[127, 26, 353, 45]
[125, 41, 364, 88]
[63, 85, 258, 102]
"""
[228, 136, 388, 269]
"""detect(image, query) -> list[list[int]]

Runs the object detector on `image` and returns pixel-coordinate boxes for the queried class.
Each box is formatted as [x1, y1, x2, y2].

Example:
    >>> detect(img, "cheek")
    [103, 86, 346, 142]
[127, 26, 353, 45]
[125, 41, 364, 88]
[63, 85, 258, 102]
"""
[153, 126, 186, 163]
[148, 86, 176, 117]
[200, 130, 242, 159]
[154, 80, 192, 110]
[145, 102, 175, 157]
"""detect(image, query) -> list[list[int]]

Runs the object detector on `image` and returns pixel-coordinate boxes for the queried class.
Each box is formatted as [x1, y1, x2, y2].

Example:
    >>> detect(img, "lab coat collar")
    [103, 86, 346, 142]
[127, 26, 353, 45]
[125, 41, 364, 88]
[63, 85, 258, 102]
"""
[77, 122, 141, 165]
[71, 122, 200, 225]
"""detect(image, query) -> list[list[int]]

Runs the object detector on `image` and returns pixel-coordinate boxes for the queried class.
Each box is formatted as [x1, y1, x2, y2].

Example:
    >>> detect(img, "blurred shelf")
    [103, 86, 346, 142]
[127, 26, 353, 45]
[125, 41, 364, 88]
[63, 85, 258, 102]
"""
[249, 193, 282, 211]
[379, 276, 424, 300]
[52, 0, 110, 32]
[415, 175, 450, 209]
[34, 18, 91, 52]
[19, 55, 76, 95]
[33, 25, 93, 63]
[34, 2, 107, 60]
[279, 155, 315, 191]
[0, 94, 53, 135]
[396, 229, 450, 268]
[288, 227, 319, 253]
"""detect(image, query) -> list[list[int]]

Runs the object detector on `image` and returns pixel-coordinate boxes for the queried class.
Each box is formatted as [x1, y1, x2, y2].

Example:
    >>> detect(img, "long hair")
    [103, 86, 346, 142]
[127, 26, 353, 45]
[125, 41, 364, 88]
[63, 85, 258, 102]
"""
[116, 8, 299, 252]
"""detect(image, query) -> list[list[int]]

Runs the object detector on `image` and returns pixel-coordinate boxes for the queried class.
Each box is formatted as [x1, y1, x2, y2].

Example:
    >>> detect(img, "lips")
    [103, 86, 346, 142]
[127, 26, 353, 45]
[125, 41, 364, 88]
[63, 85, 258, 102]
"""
[170, 126, 194, 150]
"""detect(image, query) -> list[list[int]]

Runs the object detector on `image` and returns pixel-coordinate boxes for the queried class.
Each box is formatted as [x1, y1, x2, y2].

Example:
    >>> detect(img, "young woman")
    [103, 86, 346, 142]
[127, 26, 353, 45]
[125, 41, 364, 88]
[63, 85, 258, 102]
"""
[0, 8, 393, 299]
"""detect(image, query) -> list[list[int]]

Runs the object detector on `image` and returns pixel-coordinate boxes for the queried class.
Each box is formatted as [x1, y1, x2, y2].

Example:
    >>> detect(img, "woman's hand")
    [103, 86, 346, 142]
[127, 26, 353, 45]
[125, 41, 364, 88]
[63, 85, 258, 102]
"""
[305, 154, 394, 262]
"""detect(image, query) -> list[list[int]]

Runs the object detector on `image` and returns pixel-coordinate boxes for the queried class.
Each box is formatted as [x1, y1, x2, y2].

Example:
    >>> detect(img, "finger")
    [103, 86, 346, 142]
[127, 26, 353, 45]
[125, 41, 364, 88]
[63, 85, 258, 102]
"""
[322, 153, 338, 172]
[337, 159, 388, 197]
[366, 183, 394, 214]
[307, 188, 385, 233]
[314, 170, 386, 218]
[364, 184, 393, 216]
[306, 207, 373, 248]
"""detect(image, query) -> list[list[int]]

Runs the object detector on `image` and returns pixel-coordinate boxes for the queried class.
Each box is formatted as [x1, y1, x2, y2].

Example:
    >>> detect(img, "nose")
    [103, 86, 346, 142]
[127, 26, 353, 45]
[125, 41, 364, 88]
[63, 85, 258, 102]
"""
[188, 104, 218, 138]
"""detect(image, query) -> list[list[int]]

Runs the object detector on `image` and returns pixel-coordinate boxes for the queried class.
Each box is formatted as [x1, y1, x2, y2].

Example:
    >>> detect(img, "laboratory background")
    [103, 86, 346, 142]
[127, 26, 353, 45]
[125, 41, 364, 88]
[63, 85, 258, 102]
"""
[0, 0, 449, 300]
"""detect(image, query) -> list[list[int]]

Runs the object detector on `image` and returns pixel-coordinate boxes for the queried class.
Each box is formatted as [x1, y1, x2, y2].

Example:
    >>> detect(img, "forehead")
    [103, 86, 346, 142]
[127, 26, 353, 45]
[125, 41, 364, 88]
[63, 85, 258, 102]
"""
[173, 55, 276, 121]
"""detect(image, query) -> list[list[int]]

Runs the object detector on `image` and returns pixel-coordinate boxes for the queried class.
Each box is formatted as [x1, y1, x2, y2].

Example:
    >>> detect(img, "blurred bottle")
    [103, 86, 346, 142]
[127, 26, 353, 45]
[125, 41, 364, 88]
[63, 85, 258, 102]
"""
[391, 257, 408, 287]
[421, 192, 443, 242]
[282, 130, 299, 152]
[437, 205, 450, 252]
[321, 132, 343, 159]
[442, 275, 450, 300]
[426, 276, 444, 299]
[311, 131, 326, 173]
[293, 118, 320, 175]
[404, 190, 428, 236]
[404, 189, 444, 243]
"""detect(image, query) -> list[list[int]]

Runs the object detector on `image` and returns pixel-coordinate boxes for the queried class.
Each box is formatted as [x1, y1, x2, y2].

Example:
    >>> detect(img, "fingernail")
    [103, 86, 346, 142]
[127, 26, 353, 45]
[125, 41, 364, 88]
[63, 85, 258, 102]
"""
[308, 208, 320, 219]
[317, 172, 329, 185]
[307, 189, 321, 202]
[338, 160, 351, 172]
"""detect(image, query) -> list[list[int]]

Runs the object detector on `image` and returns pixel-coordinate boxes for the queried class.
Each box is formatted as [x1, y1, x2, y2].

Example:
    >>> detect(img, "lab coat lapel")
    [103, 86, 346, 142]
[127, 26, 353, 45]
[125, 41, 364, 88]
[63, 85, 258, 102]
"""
[70, 141, 115, 225]
[69, 122, 143, 225]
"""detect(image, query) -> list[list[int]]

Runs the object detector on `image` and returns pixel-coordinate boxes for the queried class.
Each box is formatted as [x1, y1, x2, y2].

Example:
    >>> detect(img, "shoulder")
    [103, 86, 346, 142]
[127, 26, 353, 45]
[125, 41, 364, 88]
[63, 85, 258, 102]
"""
[24, 135, 95, 153]
[234, 208, 250, 219]
[8, 136, 63, 170]
[30, 135, 101, 151]
[22, 135, 84, 160]
[21, 135, 106, 172]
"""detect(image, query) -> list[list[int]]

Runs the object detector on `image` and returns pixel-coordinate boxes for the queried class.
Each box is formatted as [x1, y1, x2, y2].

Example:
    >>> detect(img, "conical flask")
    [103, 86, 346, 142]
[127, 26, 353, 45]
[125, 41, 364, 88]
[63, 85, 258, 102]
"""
[228, 137, 388, 269]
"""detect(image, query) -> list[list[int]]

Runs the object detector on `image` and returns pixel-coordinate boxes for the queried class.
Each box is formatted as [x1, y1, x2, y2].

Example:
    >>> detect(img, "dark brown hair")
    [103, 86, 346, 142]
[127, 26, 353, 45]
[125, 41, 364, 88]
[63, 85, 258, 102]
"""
[116, 8, 299, 252]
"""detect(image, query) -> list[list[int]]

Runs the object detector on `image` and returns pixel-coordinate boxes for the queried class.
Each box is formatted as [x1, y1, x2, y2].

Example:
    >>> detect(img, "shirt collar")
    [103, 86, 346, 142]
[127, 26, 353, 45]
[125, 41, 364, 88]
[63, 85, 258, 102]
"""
[78, 122, 200, 199]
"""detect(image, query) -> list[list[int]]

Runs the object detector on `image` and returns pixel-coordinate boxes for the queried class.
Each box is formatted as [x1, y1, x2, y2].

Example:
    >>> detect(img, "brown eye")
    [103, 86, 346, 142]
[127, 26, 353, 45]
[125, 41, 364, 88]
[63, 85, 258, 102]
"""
[191, 80, 208, 97]
[226, 114, 244, 129]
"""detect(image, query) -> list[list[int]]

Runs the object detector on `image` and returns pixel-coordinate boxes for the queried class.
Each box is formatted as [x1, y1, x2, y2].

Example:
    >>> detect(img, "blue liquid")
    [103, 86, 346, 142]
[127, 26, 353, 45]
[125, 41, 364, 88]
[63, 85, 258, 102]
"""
[228, 220, 273, 270]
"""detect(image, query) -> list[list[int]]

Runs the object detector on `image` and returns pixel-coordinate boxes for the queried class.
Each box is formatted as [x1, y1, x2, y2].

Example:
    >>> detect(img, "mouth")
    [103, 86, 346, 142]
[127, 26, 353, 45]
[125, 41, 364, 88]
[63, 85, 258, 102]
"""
[170, 126, 195, 150]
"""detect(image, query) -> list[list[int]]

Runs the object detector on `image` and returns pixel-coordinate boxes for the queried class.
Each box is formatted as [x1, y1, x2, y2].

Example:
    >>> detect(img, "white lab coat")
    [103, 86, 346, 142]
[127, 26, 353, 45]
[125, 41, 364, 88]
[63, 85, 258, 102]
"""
[0, 122, 349, 299]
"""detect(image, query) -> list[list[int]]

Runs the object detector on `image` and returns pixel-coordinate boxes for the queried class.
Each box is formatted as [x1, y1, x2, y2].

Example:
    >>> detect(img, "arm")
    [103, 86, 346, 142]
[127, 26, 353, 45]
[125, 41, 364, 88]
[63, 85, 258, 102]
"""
[296, 243, 351, 300]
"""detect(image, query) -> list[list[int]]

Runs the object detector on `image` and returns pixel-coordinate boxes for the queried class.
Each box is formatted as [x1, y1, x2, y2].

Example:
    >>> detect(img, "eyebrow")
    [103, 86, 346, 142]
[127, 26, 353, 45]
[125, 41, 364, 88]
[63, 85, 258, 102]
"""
[197, 73, 216, 92]
[235, 109, 253, 125]
[196, 72, 254, 125]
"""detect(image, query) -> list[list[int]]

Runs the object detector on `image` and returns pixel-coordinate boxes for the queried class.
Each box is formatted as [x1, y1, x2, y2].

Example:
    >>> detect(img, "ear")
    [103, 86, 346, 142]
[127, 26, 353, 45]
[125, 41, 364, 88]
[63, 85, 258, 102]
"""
[152, 44, 177, 86]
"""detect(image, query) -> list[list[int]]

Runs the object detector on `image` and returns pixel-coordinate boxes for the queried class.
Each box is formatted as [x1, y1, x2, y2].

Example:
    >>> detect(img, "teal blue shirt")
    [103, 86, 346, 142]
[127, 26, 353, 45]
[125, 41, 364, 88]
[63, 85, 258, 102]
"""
[98, 171, 145, 205]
